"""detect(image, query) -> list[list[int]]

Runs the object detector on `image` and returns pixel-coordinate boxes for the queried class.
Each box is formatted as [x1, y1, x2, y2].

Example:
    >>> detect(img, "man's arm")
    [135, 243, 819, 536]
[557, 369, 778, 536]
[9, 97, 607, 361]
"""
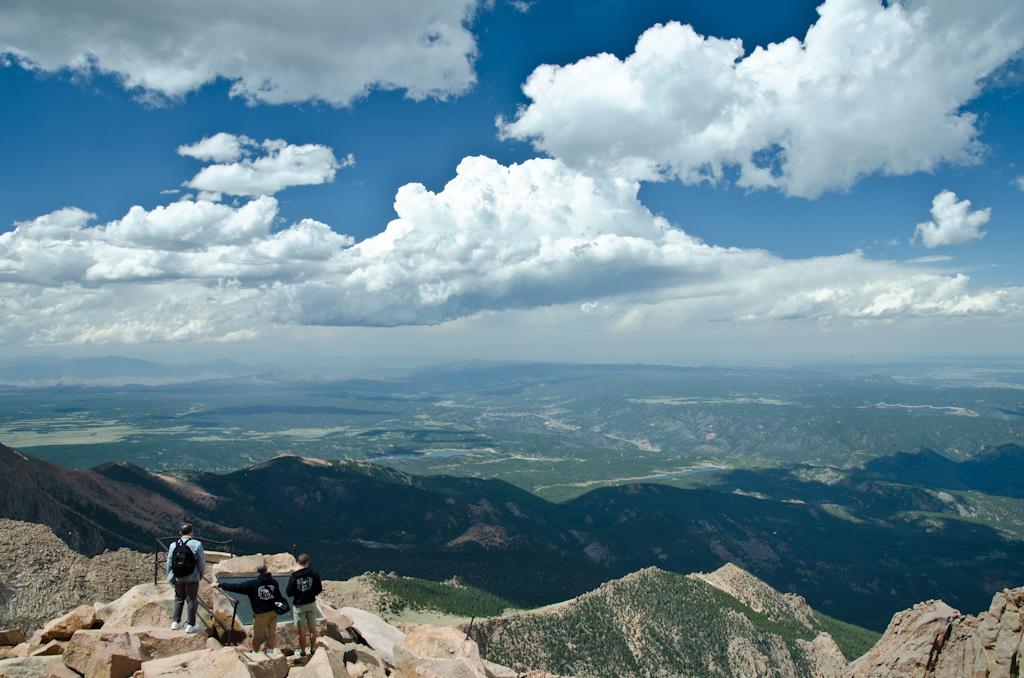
[312, 571, 323, 597]
[216, 579, 251, 594]
[194, 541, 207, 578]
[285, 573, 297, 597]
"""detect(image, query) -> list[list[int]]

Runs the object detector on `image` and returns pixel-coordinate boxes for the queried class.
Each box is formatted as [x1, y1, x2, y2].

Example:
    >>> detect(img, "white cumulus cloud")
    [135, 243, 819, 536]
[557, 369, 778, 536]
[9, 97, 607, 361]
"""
[914, 190, 991, 248]
[1014, 175, 1024, 191]
[180, 135, 346, 197]
[0, 0, 482, 106]
[500, 0, 1024, 198]
[1, 156, 1020, 346]
[178, 133, 252, 163]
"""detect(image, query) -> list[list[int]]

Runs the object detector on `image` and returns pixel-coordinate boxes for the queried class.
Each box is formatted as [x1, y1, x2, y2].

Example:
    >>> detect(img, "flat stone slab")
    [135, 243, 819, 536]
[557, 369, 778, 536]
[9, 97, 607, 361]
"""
[339, 608, 405, 666]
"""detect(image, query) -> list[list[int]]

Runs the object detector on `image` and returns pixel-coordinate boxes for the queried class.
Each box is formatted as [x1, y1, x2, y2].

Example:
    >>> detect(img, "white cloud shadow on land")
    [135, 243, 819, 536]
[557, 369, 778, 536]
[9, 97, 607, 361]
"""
[0, 156, 1021, 345]
[0, 0, 483, 105]
[913, 190, 991, 248]
[499, 0, 1024, 198]
[179, 135, 347, 198]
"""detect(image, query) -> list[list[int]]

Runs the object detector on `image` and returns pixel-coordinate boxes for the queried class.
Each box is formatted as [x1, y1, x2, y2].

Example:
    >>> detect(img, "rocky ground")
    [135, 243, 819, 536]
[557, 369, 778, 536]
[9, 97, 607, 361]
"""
[0, 533, 564, 678]
[0, 519, 153, 632]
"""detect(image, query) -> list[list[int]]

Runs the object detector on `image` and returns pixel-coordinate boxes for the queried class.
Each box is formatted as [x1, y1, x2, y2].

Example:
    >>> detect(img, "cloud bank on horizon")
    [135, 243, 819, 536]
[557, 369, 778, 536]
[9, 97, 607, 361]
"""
[1, 156, 1019, 345]
[0, 0, 1022, 347]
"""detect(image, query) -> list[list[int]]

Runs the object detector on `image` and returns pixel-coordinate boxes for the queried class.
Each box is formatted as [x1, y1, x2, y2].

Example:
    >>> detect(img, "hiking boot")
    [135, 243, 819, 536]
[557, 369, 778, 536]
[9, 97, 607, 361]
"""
[170, 621, 181, 630]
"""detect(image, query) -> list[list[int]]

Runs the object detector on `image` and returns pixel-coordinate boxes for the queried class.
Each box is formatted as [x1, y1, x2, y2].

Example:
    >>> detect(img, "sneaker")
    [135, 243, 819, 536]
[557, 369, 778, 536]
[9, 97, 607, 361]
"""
[297, 650, 307, 658]
[185, 624, 200, 634]
[264, 648, 273, 656]
[170, 621, 181, 630]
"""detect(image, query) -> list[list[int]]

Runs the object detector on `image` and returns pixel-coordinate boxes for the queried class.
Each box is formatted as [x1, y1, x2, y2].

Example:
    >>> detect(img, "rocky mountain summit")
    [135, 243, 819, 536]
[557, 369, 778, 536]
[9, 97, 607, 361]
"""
[463, 566, 855, 678]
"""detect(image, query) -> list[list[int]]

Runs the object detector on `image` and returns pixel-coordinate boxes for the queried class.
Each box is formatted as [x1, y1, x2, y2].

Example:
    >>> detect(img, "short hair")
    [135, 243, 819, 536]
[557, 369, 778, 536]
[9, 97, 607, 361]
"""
[297, 554, 309, 566]
[179, 523, 193, 536]
[256, 561, 268, 574]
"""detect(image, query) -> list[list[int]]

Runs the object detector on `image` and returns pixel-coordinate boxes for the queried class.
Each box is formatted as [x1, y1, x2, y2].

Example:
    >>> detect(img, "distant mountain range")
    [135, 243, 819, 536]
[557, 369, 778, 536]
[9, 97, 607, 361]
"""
[861, 444, 1024, 498]
[3, 443, 1023, 632]
[0, 355, 274, 385]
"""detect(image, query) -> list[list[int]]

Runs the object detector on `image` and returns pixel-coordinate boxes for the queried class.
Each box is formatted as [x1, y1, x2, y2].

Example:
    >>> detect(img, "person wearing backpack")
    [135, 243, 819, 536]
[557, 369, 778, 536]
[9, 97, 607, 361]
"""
[166, 523, 206, 634]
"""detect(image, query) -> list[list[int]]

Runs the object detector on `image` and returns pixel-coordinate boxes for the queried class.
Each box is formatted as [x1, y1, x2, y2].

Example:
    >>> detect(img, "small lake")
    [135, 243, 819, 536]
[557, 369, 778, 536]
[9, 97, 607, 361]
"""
[370, 448, 493, 462]
[652, 466, 725, 479]
[876, 404, 961, 414]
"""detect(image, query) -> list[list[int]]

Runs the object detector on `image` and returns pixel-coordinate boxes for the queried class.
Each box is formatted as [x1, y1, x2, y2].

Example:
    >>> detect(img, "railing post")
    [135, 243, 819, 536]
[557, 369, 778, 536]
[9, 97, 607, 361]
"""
[229, 599, 239, 646]
[154, 539, 159, 586]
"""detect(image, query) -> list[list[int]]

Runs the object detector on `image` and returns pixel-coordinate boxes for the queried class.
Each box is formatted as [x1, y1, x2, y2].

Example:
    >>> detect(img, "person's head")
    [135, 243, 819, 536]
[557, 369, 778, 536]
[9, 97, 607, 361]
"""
[256, 561, 268, 574]
[297, 554, 309, 566]
[179, 523, 193, 536]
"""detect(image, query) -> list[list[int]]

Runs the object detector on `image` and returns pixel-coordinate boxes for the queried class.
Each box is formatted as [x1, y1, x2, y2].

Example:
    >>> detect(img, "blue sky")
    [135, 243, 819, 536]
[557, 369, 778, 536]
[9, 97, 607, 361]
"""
[1, 0, 1023, 367]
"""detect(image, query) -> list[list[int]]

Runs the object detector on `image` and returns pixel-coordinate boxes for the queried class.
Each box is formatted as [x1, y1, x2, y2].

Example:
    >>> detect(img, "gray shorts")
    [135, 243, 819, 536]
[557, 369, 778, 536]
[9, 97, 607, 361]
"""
[294, 602, 317, 627]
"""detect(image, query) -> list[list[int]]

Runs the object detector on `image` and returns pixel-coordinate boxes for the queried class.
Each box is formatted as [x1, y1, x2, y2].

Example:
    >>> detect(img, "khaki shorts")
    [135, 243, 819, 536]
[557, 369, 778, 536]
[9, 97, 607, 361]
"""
[294, 602, 317, 628]
[253, 611, 278, 638]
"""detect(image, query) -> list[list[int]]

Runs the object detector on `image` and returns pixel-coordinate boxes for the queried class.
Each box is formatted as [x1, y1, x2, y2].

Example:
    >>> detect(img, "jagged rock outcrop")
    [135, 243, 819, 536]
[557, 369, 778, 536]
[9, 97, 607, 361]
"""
[694, 562, 816, 630]
[799, 633, 849, 678]
[847, 586, 1024, 678]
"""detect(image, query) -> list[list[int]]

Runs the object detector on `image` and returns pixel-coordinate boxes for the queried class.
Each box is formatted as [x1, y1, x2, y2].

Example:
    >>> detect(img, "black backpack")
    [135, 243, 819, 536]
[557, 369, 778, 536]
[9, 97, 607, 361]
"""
[171, 538, 197, 578]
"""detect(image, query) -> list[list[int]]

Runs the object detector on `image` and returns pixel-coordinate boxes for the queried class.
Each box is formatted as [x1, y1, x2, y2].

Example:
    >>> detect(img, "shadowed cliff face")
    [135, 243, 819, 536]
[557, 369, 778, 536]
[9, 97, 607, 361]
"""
[861, 445, 1024, 499]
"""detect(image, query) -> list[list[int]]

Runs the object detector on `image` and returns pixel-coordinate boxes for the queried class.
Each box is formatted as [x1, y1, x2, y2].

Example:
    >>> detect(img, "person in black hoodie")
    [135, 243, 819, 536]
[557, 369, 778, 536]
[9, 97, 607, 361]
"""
[213, 561, 283, 654]
[286, 553, 323, 658]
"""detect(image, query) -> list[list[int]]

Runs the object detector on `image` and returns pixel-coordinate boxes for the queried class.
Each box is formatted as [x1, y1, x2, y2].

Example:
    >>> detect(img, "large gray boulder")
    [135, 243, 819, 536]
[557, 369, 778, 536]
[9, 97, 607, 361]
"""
[392, 624, 490, 678]
[289, 646, 351, 678]
[39, 605, 95, 642]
